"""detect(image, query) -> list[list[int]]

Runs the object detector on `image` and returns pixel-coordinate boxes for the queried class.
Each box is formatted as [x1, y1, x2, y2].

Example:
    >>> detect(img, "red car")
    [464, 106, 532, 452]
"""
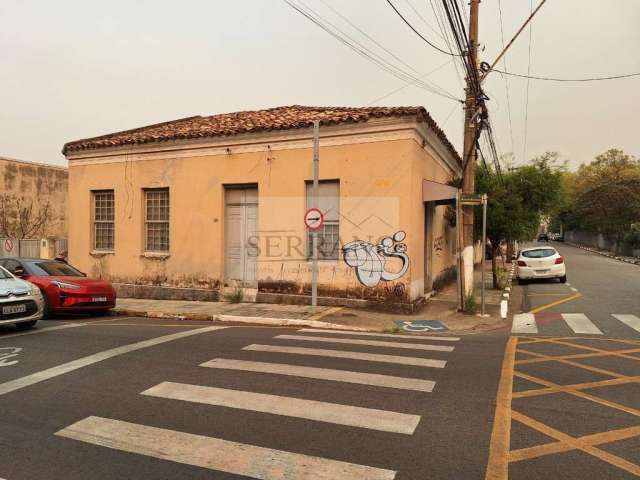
[0, 258, 116, 317]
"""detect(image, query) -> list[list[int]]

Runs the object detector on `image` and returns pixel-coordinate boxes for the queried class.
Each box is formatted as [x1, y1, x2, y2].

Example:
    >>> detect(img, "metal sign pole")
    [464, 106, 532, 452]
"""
[481, 194, 487, 316]
[311, 121, 319, 310]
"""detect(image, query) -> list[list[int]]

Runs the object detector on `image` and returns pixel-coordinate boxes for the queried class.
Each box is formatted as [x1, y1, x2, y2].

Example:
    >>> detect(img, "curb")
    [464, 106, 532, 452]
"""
[113, 308, 372, 332]
[500, 262, 516, 320]
[566, 242, 640, 266]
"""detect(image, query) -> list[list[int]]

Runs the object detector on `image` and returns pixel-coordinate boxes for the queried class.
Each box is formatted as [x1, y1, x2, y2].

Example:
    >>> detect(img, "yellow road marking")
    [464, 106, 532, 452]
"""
[510, 411, 640, 476]
[542, 338, 640, 363]
[515, 347, 640, 365]
[513, 371, 640, 417]
[528, 293, 582, 314]
[484, 337, 517, 480]
[517, 347, 625, 378]
[305, 306, 343, 322]
[510, 425, 640, 462]
[513, 375, 640, 399]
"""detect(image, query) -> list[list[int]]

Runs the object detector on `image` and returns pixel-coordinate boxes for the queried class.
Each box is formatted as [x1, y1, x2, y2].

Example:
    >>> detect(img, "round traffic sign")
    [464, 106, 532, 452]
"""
[4, 239, 13, 252]
[304, 208, 324, 230]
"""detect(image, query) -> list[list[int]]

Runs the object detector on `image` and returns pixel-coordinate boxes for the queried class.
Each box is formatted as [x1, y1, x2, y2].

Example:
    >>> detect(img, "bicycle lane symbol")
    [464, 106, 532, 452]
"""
[0, 347, 22, 367]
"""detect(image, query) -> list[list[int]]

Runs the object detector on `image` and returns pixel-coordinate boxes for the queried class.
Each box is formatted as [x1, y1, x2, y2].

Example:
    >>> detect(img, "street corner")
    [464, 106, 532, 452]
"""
[485, 336, 640, 479]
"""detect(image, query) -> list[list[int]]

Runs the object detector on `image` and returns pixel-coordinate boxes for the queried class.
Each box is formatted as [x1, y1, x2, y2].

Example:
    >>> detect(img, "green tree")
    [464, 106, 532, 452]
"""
[570, 149, 640, 251]
[475, 153, 565, 287]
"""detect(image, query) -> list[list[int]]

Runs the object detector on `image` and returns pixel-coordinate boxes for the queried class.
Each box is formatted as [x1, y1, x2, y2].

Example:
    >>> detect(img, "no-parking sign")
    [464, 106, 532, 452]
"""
[304, 208, 324, 231]
[4, 239, 13, 253]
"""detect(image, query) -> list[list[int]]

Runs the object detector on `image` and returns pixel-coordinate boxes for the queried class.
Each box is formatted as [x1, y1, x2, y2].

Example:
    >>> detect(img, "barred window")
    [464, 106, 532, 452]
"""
[93, 190, 114, 250]
[306, 180, 340, 260]
[144, 188, 170, 252]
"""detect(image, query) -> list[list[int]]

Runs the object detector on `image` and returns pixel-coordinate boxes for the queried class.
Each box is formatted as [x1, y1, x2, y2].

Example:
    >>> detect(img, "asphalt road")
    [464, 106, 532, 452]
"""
[516, 242, 640, 339]
[0, 316, 506, 480]
[1, 245, 638, 480]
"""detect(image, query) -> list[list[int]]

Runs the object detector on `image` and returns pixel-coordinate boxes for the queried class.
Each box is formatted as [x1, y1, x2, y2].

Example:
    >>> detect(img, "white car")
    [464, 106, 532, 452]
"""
[0, 266, 44, 330]
[516, 246, 566, 284]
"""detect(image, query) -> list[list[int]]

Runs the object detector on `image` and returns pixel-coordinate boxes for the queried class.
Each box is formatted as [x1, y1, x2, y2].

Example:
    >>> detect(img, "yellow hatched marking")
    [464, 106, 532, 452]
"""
[510, 411, 640, 476]
[484, 337, 517, 480]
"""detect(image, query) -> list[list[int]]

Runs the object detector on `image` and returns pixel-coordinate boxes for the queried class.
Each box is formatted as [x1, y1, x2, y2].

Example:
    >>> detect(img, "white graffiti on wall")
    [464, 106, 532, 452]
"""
[342, 231, 409, 287]
[0, 347, 22, 367]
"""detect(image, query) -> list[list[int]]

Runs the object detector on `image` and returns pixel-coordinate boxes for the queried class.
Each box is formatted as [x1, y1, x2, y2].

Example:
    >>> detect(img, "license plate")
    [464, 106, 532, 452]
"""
[535, 269, 549, 274]
[2, 304, 27, 315]
[92, 297, 108, 303]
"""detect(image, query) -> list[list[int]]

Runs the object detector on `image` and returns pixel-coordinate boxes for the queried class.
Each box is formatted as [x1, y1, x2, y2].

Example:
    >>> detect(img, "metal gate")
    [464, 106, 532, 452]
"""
[0, 238, 41, 258]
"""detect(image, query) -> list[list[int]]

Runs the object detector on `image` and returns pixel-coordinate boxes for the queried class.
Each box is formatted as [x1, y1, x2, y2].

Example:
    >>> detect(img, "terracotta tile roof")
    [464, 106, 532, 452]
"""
[62, 105, 460, 162]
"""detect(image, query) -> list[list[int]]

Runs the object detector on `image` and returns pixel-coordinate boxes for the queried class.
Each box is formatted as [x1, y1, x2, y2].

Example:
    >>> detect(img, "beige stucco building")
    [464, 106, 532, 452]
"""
[63, 106, 461, 306]
[0, 156, 68, 240]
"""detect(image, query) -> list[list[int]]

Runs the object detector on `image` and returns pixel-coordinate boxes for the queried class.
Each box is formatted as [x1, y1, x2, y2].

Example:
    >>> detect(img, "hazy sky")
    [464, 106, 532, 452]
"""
[1, 0, 639, 169]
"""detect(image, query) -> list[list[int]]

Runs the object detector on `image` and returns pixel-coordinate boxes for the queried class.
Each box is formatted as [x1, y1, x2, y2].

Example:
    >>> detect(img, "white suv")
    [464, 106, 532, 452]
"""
[516, 246, 566, 284]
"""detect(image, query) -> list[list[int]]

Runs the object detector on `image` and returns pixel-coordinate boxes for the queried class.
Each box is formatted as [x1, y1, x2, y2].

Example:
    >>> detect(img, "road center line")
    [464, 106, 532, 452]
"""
[0, 323, 84, 341]
[142, 381, 420, 434]
[56, 416, 396, 480]
[0, 326, 226, 397]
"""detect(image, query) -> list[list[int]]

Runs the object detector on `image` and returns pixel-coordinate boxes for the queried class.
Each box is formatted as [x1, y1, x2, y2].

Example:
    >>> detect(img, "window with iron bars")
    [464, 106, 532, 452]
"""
[144, 188, 170, 252]
[92, 190, 114, 250]
[305, 180, 340, 260]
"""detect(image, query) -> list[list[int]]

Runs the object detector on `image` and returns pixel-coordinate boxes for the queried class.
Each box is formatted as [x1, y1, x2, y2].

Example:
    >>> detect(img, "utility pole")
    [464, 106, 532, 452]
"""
[460, 0, 481, 307]
[311, 120, 319, 310]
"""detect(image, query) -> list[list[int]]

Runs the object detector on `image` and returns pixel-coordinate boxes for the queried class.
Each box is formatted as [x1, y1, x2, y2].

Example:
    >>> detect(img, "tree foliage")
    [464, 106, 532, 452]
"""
[475, 152, 565, 286]
[552, 149, 640, 251]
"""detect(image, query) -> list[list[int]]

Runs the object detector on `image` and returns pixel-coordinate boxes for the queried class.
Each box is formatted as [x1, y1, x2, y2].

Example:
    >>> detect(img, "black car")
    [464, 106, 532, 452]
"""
[537, 233, 549, 242]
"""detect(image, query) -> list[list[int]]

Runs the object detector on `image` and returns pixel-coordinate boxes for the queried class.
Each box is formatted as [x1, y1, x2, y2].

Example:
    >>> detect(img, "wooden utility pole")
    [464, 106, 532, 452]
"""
[460, 0, 481, 306]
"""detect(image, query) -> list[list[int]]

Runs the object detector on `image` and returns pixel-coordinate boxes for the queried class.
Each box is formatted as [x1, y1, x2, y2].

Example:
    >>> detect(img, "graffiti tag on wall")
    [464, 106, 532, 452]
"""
[342, 231, 409, 287]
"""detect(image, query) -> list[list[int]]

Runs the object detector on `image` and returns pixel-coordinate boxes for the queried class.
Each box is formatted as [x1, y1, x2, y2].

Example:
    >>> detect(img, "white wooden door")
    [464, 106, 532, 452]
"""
[225, 188, 258, 285]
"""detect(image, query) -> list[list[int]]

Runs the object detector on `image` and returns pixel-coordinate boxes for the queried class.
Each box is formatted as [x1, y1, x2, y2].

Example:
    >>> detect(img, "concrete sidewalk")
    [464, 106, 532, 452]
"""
[115, 291, 508, 334]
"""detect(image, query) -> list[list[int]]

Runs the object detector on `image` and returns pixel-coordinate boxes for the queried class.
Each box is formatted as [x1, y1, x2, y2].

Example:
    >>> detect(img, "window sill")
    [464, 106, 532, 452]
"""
[90, 250, 115, 257]
[141, 252, 170, 260]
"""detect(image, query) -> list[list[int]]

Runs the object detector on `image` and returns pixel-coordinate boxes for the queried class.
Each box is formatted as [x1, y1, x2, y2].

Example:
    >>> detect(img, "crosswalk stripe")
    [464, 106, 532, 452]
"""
[243, 344, 446, 368]
[297, 329, 460, 342]
[142, 382, 420, 434]
[561, 313, 603, 335]
[273, 335, 454, 352]
[511, 314, 538, 334]
[56, 416, 397, 480]
[612, 314, 640, 333]
[201, 358, 436, 392]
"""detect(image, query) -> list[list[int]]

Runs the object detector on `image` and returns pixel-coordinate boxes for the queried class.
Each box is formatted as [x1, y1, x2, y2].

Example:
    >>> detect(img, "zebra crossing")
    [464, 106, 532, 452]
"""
[54, 327, 460, 479]
[511, 312, 640, 336]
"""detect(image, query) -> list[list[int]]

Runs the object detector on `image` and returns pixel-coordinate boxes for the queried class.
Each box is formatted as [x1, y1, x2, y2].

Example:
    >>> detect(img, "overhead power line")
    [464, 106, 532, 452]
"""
[491, 69, 640, 82]
[385, 0, 462, 57]
[283, 0, 461, 101]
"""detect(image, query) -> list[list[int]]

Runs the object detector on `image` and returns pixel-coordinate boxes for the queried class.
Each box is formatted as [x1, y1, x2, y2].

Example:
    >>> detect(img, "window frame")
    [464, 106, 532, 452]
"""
[305, 180, 340, 261]
[91, 190, 115, 251]
[143, 187, 170, 253]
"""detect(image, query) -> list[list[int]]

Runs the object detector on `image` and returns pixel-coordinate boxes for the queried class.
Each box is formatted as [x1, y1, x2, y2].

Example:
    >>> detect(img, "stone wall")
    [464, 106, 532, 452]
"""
[0, 157, 68, 239]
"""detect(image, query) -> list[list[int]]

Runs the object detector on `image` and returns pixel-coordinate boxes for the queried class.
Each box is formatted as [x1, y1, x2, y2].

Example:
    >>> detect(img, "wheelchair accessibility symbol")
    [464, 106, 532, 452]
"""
[394, 320, 448, 332]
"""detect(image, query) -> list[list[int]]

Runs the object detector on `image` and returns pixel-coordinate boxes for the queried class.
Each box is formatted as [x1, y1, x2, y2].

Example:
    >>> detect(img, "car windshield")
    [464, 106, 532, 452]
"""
[522, 248, 556, 258]
[0, 267, 12, 280]
[26, 261, 84, 277]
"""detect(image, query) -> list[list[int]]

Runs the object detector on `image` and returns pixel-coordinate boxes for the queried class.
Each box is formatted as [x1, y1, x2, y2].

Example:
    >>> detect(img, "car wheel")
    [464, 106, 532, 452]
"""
[560, 275, 567, 283]
[41, 292, 51, 319]
[15, 320, 37, 330]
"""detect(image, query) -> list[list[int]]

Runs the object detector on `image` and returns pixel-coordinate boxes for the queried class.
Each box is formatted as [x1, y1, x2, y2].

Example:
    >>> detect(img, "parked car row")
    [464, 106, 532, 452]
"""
[0, 258, 116, 330]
